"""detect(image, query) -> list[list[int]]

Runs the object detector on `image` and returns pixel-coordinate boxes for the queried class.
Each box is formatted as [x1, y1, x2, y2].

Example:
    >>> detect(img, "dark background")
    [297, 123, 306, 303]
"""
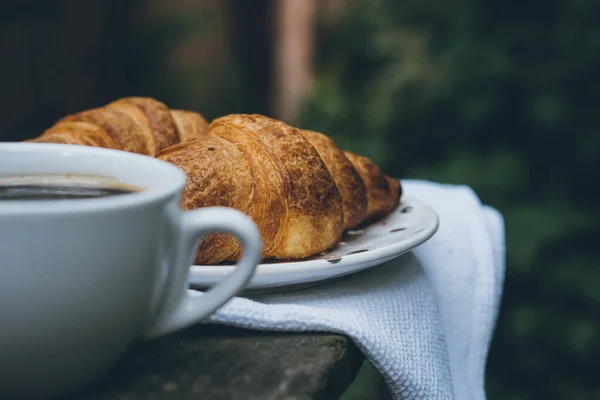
[1, 0, 598, 398]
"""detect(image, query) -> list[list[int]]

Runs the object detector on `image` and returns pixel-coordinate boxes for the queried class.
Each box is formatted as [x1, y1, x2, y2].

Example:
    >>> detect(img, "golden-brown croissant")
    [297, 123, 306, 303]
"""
[158, 114, 401, 264]
[27, 97, 208, 156]
[299, 130, 368, 230]
[159, 115, 346, 263]
[26, 97, 401, 264]
[343, 151, 402, 224]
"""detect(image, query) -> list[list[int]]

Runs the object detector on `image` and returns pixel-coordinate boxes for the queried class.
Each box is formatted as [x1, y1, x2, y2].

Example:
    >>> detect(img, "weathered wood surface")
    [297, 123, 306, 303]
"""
[64, 325, 364, 400]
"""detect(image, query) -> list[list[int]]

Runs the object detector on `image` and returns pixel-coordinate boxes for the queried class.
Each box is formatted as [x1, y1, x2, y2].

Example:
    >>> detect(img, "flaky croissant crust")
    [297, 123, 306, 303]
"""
[28, 97, 209, 155]
[28, 97, 402, 264]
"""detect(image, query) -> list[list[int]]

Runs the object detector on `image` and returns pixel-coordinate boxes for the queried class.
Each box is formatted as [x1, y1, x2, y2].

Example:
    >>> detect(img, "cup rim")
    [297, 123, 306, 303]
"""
[0, 142, 186, 215]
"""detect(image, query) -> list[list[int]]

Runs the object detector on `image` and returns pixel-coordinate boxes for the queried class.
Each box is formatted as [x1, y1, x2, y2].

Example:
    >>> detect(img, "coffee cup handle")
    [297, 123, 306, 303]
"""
[143, 206, 262, 339]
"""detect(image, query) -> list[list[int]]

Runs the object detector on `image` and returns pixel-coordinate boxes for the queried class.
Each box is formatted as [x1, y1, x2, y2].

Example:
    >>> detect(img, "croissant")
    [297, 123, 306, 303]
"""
[342, 151, 402, 224]
[158, 114, 402, 264]
[27, 97, 402, 264]
[27, 97, 209, 155]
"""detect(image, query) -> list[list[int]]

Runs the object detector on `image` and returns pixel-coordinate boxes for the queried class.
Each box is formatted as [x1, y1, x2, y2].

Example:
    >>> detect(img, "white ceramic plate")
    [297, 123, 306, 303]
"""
[189, 194, 439, 292]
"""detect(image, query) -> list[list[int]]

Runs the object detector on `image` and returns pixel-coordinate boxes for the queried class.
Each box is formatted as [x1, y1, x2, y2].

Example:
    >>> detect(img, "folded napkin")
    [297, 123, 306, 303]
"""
[199, 180, 506, 400]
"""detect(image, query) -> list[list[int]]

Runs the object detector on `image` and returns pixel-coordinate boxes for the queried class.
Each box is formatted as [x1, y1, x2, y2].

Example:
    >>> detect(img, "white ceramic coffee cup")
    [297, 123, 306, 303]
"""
[0, 142, 262, 399]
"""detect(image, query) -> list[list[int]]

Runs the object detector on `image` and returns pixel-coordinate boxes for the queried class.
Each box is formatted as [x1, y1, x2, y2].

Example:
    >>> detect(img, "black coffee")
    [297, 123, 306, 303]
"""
[0, 185, 135, 200]
[0, 175, 139, 201]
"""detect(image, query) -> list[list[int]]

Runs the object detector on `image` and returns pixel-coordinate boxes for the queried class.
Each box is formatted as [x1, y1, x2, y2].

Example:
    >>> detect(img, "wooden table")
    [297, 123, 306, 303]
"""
[63, 325, 365, 400]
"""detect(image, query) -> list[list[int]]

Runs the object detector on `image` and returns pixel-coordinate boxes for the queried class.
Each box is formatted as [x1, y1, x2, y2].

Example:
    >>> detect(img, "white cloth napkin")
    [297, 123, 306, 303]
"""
[200, 180, 506, 400]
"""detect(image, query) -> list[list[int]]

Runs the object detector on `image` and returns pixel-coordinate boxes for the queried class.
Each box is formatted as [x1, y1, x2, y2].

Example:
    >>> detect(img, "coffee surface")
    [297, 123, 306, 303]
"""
[0, 185, 134, 200]
[0, 174, 139, 201]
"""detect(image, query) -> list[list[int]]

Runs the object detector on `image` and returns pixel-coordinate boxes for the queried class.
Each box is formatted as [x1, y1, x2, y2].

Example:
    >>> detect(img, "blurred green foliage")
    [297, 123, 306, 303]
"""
[298, 1, 600, 399]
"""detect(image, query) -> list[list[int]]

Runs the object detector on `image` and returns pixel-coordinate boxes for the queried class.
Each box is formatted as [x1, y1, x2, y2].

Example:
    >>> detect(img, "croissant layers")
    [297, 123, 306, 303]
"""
[28, 97, 209, 155]
[28, 97, 402, 264]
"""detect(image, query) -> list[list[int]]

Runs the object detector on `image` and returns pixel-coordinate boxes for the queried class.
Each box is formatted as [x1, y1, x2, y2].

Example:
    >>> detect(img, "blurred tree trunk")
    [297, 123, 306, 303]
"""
[270, 0, 356, 122]
[272, 0, 316, 122]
